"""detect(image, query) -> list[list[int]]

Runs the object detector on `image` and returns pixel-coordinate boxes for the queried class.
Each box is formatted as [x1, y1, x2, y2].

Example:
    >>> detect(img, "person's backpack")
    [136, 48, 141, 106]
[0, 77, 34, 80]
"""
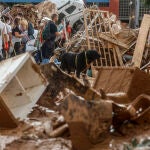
[42, 21, 55, 40]
[28, 22, 34, 36]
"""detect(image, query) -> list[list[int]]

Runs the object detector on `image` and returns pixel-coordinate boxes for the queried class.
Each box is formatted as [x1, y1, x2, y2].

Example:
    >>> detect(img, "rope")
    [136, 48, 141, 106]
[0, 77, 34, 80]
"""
[84, 51, 88, 66]
[75, 54, 78, 68]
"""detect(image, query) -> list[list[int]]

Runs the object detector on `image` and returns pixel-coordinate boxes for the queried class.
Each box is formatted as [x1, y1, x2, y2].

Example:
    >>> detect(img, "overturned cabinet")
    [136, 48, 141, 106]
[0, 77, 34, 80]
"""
[0, 53, 48, 128]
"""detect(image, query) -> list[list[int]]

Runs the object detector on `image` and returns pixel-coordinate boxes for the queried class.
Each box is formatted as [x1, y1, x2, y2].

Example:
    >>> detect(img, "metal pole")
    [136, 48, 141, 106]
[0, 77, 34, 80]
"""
[129, 0, 136, 29]
[64, 18, 68, 42]
[135, 0, 140, 27]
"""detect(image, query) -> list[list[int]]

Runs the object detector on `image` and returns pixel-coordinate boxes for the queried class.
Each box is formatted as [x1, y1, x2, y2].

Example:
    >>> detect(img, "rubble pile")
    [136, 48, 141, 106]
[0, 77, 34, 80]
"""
[41, 63, 150, 150]
[0, 5, 150, 150]
[0, 105, 71, 150]
[0, 4, 5, 12]
[66, 8, 139, 67]
[9, 1, 57, 28]
[0, 59, 150, 150]
[114, 137, 150, 150]
[66, 8, 150, 71]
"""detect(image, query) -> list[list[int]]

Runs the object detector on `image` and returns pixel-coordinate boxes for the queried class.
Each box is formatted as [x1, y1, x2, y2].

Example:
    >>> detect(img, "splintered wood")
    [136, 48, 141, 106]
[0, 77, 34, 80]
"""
[132, 14, 150, 68]
[67, 8, 137, 67]
[9, 1, 57, 28]
[82, 9, 122, 66]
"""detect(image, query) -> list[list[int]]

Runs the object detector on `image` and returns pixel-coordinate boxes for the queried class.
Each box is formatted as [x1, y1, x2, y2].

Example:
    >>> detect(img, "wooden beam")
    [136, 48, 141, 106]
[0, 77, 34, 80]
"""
[83, 9, 90, 49]
[132, 14, 150, 67]
[114, 45, 124, 66]
[75, 10, 99, 48]
[99, 33, 129, 49]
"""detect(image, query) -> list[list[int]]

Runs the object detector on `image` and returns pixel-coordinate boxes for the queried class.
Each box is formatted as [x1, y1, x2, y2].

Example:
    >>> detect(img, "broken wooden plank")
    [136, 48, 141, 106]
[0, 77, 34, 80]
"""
[74, 10, 99, 48]
[99, 33, 129, 49]
[114, 45, 124, 66]
[132, 14, 150, 67]
[10, 1, 57, 28]
[83, 9, 91, 49]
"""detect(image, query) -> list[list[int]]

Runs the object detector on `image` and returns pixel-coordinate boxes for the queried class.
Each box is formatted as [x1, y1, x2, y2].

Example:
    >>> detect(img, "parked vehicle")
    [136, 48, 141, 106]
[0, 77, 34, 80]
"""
[50, 0, 85, 32]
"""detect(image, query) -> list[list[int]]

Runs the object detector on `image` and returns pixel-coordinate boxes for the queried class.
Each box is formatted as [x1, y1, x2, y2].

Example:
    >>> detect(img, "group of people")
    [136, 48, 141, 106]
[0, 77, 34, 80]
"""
[0, 12, 72, 64]
[35, 13, 72, 64]
[0, 12, 34, 60]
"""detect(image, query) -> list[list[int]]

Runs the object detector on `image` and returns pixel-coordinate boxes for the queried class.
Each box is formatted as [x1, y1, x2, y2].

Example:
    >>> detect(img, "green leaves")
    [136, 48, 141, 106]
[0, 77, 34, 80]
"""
[142, 0, 150, 6]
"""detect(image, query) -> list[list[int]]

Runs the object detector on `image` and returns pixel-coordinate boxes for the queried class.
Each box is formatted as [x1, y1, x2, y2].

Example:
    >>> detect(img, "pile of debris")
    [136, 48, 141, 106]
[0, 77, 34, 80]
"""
[0, 105, 71, 150]
[118, 137, 150, 150]
[0, 6, 150, 150]
[66, 8, 150, 70]
[1, 54, 150, 149]
[0, 4, 5, 12]
[9, 1, 57, 28]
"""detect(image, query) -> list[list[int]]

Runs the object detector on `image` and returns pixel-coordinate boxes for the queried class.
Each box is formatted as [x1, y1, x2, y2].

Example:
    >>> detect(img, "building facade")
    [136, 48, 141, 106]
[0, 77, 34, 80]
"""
[85, 0, 150, 22]
[119, 0, 150, 21]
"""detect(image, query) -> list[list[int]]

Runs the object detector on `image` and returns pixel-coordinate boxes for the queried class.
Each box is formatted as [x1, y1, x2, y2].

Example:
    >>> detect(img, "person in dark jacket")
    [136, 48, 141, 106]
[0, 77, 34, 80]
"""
[41, 13, 62, 64]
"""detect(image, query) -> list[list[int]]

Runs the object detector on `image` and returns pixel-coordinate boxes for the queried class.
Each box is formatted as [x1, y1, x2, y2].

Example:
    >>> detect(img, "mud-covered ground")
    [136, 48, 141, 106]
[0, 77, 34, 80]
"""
[0, 105, 72, 150]
[0, 99, 150, 150]
[0, 84, 150, 150]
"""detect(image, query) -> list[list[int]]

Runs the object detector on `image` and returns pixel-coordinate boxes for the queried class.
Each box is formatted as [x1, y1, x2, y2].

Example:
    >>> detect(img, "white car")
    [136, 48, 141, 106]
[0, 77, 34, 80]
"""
[50, 0, 85, 32]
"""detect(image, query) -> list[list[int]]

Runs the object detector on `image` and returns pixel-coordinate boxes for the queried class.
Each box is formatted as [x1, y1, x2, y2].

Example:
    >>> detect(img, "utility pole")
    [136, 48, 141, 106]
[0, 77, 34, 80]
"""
[135, 0, 140, 27]
[129, 0, 136, 29]
[129, 0, 140, 28]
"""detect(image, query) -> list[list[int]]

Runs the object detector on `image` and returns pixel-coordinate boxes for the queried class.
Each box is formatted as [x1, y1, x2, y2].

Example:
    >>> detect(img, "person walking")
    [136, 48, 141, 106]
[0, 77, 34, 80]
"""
[1, 15, 12, 58]
[12, 17, 26, 55]
[0, 16, 7, 60]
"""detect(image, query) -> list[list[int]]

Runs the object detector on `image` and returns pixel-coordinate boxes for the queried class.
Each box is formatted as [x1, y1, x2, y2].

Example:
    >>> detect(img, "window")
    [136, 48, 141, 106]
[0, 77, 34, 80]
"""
[119, 0, 150, 21]
[86, 2, 109, 7]
[119, 0, 130, 20]
[65, 5, 76, 14]
[139, 2, 150, 20]
[58, 13, 66, 24]
[98, 2, 109, 7]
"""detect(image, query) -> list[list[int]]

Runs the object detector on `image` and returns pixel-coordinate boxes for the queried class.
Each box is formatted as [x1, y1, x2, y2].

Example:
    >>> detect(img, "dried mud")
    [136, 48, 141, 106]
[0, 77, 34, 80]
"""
[0, 87, 150, 150]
